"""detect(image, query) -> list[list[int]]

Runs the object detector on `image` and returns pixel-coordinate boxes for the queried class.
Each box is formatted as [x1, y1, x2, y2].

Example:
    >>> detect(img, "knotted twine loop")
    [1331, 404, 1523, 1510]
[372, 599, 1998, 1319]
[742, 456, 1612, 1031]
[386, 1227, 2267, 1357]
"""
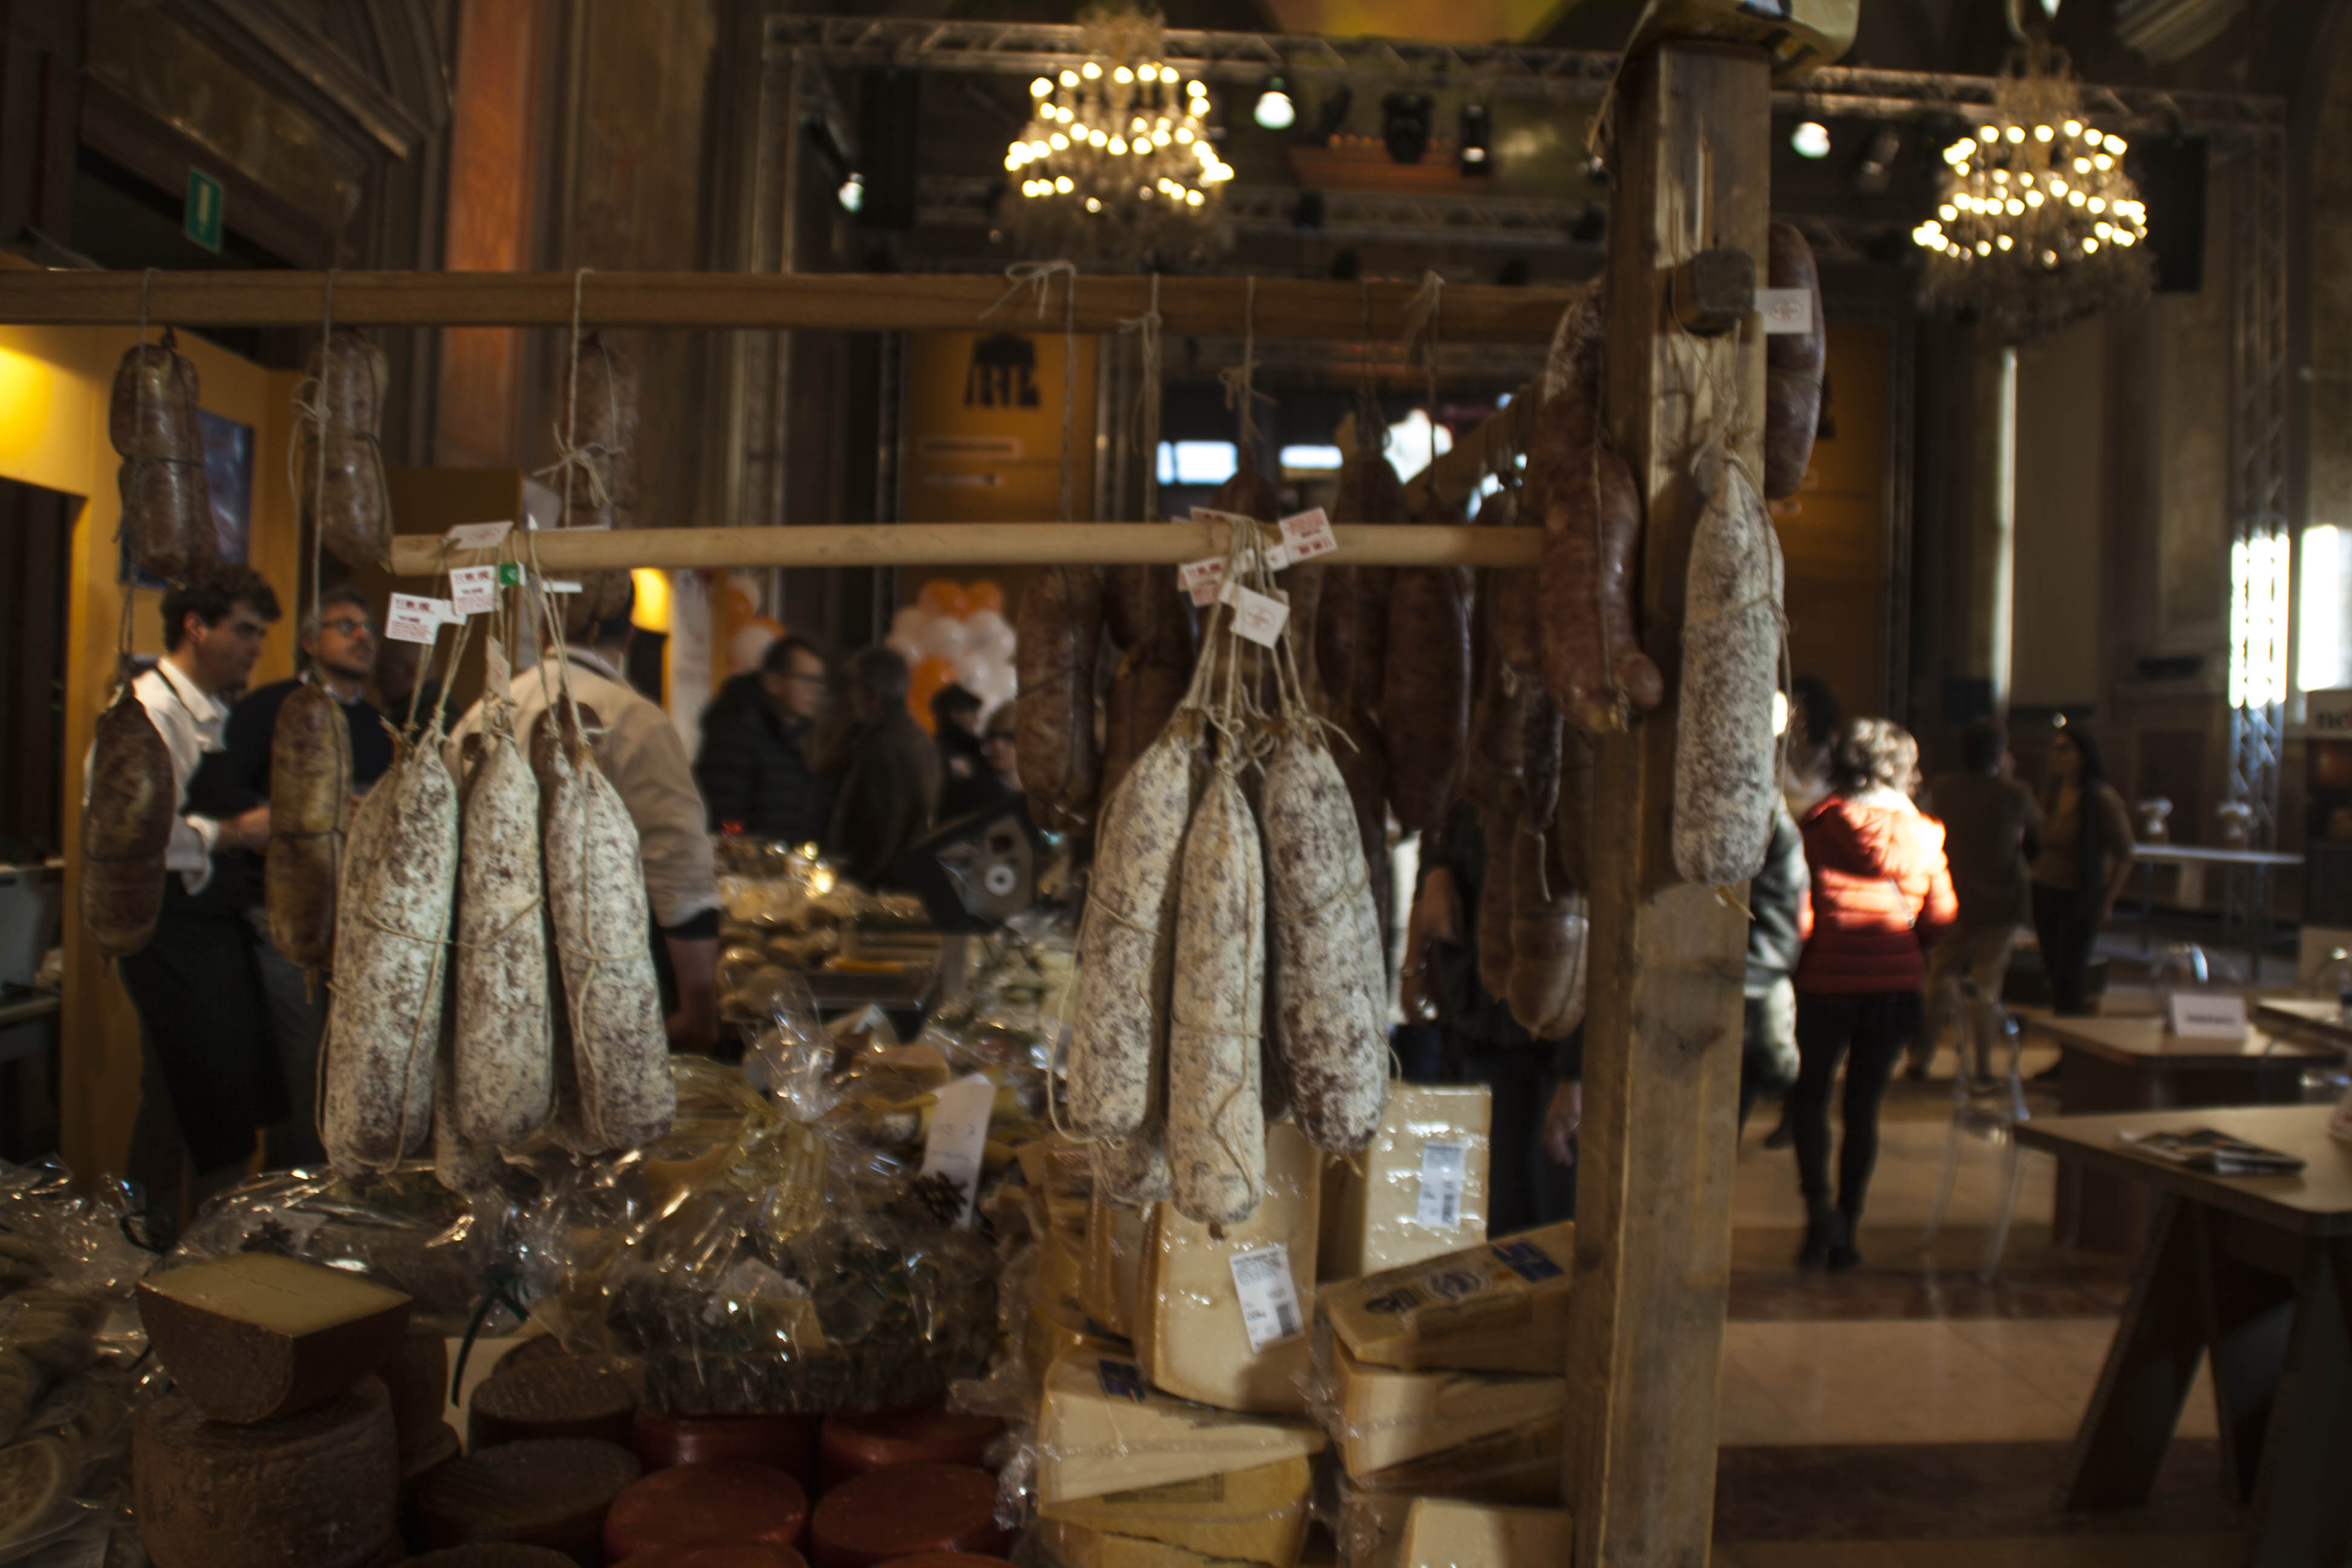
[1117, 273, 1164, 522]
[284, 269, 338, 644]
[532, 268, 619, 520]
[117, 269, 158, 673]
[1215, 276, 1275, 456]
[983, 260, 1079, 523]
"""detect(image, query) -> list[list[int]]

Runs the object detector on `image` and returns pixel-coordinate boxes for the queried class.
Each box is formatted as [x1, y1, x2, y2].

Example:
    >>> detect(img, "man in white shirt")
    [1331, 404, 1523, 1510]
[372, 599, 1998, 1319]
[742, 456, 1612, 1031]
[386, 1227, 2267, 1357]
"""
[448, 585, 720, 1054]
[111, 564, 284, 1216]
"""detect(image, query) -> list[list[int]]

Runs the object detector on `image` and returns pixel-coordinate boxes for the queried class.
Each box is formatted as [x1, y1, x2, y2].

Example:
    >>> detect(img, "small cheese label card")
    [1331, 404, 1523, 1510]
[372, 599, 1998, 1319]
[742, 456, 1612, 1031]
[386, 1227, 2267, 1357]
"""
[2167, 990, 2249, 1039]
[1759, 287, 1814, 335]
[1227, 1244, 1305, 1353]
[1180, 556, 1226, 606]
[920, 1073, 998, 1226]
[1414, 1140, 1469, 1229]
[449, 564, 499, 617]
[444, 520, 514, 551]
[1279, 507, 1338, 563]
[1221, 581, 1290, 647]
[385, 593, 448, 644]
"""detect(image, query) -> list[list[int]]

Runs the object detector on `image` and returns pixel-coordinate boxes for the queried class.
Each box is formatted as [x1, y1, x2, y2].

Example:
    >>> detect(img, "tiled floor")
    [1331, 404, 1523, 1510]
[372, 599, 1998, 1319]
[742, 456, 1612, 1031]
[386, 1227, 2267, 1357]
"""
[1711, 1019, 2250, 1566]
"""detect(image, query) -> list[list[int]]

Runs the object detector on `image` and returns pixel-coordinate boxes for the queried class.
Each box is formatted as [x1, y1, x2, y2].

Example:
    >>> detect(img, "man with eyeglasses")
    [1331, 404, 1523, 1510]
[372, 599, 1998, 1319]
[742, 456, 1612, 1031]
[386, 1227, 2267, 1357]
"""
[217, 581, 394, 1166]
[694, 634, 835, 848]
[102, 563, 285, 1218]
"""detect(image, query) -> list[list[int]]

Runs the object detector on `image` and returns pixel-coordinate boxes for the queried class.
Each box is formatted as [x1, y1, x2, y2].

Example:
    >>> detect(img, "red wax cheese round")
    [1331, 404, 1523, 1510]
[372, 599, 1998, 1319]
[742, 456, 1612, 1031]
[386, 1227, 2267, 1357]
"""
[807, 1464, 1008, 1568]
[633, 1408, 817, 1478]
[416, 1437, 641, 1559]
[815, 1411, 1001, 1489]
[402, 1421, 463, 1493]
[603, 1462, 809, 1561]
[466, 1353, 637, 1451]
[871, 1558, 1013, 1567]
[613, 1545, 807, 1567]
[405, 1548, 578, 1566]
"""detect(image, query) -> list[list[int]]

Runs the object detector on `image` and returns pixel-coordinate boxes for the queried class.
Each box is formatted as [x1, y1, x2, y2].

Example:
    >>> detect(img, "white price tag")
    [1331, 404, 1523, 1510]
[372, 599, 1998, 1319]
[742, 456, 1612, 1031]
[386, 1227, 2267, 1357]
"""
[2166, 991, 2249, 1039]
[1414, 1140, 1469, 1229]
[1180, 557, 1226, 607]
[1279, 507, 1338, 564]
[1227, 1244, 1305, 1353]
[385, 593, 448, 645]
[1759, 287, 1815, 336]
[444, 520, 514, 551]
[544, 579, 584, 594]
[450, 564, 499, 617]
[1220, 581, 1290, 647]
[920, 1073, 998, 1226]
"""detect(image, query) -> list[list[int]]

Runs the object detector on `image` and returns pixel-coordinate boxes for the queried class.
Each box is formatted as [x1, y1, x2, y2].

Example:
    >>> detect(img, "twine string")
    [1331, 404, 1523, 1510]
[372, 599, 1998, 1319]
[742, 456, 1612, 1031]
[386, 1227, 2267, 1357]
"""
[1117, 272, 1164, 521]
[532, 269, 616, 519]
[982, 260, 1079, 522]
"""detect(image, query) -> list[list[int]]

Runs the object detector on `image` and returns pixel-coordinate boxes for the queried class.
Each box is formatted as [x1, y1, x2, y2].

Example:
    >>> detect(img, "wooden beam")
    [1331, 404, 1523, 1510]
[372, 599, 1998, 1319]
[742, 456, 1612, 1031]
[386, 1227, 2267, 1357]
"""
[0, 269, 1579, 342]
[384, 521, 1543, 577]
[1563, 42, 1768, 1567]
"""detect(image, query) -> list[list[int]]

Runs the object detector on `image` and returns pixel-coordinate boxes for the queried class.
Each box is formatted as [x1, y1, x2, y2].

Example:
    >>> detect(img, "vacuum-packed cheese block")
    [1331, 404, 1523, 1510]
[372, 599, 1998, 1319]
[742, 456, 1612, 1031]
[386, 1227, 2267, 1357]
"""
[1039, 1453, 1312, 1567]
[465, 1353, 637, 1450]
[1135, 1123, 1319, 1414]
[1334, 1419, 1563, 1568]
[1318, 1086, 1490, 1282]
[134, 1379, 397, 1568]
[1082, 1196, 1148, 1338]
[1399, 1498, 1570, 1567]
[1316, 1221, 1573, 1374]
[1324, 1340, 1560, 1477]
[1039, 1515, 1293, 1567]
[1036, 1353, 1324, 1507]
[1026, 1290, 1124, 1380]
[1035, 1210, 1090, 1318]
[1019, 1137, 1094, 1236]
[137, 1253, 411, 1424]
[416, 1436, 641, 1558]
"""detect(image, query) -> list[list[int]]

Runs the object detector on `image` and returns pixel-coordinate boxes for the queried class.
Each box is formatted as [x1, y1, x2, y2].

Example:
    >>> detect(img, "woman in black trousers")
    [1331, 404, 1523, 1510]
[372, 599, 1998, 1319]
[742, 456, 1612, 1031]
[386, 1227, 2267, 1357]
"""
[2028, 728, 2135, 1016]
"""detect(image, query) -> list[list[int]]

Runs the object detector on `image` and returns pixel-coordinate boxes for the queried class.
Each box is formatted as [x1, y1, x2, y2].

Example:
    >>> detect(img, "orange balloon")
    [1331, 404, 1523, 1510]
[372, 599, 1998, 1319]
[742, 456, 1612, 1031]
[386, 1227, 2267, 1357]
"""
[964, 580, 1005, 616]
[918, 580, 971, 621]
[907, 655, 956, 733]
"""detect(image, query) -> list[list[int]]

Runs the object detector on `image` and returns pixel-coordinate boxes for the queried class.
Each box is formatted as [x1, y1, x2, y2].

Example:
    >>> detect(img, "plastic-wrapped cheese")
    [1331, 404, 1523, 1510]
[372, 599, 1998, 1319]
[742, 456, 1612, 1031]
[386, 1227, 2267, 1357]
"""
[1033, 1211, 1090, 1318]
[1135, 1123, 1319, 1414]
[806, 1462, 1009, 1568]
[465, 1353, 637, 1450]
[1024, 1292, 1123, 1381]
[1316, 1221, 1573, 1374]
[134, 1379, 397, 1568]
[1318, 1086, 1491, 1282]
[416, 1437, 641, 1558]
[1322, 1340, 1561, 1477]
[1399, 1498, 1572, 1567]
[1035, 1353, 1325, 1507]
[817, 1410, 1001, 1489]
[0, 1437, 71, 1554]
[1038, 1453, 1312, 1567]
[136, 1253, 410, 1425]
[1081, 1196, 1146, 1339]
[603, 1460, 809, 1561]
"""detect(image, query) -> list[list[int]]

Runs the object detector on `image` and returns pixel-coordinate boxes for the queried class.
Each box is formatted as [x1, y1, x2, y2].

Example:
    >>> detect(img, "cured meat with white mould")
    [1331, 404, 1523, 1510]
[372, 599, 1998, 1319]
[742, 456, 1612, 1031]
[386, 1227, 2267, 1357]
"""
[1674, 456, 1786, 886]
[1166, 769, 1268, 1227]
[454, 726, 555, 1147]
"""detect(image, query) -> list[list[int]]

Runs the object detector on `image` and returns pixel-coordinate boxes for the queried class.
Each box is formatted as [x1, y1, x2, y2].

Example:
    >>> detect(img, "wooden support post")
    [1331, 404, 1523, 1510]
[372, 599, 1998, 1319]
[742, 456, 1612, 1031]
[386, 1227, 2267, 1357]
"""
[1563, 42, 1769, 1567]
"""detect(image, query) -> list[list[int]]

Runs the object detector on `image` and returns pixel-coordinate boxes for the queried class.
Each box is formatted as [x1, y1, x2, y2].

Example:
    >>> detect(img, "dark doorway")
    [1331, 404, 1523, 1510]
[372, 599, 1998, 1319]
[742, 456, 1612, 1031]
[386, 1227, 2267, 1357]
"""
[0, 477, 77, 863]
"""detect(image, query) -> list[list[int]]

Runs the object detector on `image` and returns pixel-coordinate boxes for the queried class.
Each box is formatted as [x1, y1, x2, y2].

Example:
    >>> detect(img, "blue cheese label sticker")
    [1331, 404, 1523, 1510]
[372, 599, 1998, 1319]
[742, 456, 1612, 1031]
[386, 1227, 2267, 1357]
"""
[1413, 1140, 1469, 1229]
[1228, 1243, 1305, 1353]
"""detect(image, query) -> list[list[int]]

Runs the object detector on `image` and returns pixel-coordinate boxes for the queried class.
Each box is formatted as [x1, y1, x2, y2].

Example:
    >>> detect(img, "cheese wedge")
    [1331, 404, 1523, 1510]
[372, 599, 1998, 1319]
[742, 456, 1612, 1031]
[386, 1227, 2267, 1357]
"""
[1037, 1352, 1325, 1506]
[1136, 1123, 1319, 1414]
[1336, 1422, 1564, 1568]
[1317, 1221, 1573, 1374]
[1399, 1498, 1572, 1568]
[1039, 1517, 1273, 1567]
[1319, 1086, 1491, 1282]
[1037, 1208, 1091, 1318]
[1027, 1289, 1126, 1380]
[1083, 1195, 1148, 1339]
[1327, 1342, 1561, 1477]
[138, 1253, 412, 1424]
[1040, 1454, 1312, 1567]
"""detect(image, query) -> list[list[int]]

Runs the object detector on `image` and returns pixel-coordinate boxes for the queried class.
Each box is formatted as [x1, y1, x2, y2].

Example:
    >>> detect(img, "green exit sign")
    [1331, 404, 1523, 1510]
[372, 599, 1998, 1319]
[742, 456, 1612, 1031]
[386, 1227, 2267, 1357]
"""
[184, 168, 224, 253]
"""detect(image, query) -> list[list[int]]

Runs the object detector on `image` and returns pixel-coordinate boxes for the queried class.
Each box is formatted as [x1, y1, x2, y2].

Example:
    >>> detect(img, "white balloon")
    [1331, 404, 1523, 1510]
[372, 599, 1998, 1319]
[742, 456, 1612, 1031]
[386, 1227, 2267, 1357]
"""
[965, 607, 1010, 645]
[890, 606, 931, 644]
[887, 635, 923, 666]
[923, 616, 972, 662]
[955, 652, 994, 694]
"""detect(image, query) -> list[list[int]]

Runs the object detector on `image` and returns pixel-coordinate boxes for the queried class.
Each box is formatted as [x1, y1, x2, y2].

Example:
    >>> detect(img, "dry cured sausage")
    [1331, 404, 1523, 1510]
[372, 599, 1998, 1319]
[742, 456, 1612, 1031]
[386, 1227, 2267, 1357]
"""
[1383, 556, 1472, 835]
[265, 684, 353, 969]
[81, 687, 175, 959]
[1016, 566, 1104, 834]
[302, 329, 393, 566]
[1540, 447, 1663, 734]
[109, 332, 214, 581]
[1674, 458, 1786, 886]
[1165, 769, 1267, 1227]
[454, 728, 554, 1148]
[556, 332, 638, 630]
[1765, 220, 1825, 501]
[1506, 823, 1589, 1039]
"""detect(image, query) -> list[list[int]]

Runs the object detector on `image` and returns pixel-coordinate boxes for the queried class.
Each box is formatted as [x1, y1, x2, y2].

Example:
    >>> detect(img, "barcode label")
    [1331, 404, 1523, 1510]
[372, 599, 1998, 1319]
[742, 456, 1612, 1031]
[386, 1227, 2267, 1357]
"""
[1415, 1140, 1469, 1229]
[1228, 1243, 1304, 1353]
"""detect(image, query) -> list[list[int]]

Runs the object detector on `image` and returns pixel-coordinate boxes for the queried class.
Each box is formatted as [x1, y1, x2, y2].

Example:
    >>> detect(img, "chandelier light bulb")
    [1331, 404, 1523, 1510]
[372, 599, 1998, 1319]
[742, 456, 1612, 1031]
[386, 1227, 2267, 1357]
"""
[1060, 70, 1077, 87]
[1114, 65, 1132, 82]
[1032, 77, 1052, 96]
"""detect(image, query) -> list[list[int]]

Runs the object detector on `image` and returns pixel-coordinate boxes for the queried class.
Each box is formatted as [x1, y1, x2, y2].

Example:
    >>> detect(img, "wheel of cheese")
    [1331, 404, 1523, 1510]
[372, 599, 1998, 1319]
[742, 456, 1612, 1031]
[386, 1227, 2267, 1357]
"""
[869, 1557, 1013, 1567]
[137, 1255, 411, 1425]
[0, 1437, 71, 1550]
[815, 1411, 1001, 1489]
[405, 1547, 578, 1566]
[382, 1327, 450, 1455]
[633, 1410, 818, 1481]
[466, 1354, 636, 1451]
[416, 1437, 641, 1559]
[806, 1464, 1008, 1568]
[603, 1461, 808, 1560]
[134, 1378, 398, 1568]
[613, 1546, 805, 1567]
[401, 1422, 463, 1493]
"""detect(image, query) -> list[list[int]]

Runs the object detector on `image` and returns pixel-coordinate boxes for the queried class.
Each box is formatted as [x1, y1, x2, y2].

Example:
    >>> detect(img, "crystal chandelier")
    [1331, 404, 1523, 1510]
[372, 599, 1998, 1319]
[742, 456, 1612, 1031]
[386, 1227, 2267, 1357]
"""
[1910, 41, 2153, 339]
[1002, 9, 1232, 266]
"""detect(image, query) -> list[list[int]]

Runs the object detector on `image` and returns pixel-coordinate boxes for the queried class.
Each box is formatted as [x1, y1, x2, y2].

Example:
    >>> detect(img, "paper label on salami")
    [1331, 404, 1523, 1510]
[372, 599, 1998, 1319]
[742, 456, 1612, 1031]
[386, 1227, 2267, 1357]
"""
[445, 520, 514, 550]
[385, 594, 448, 644]
[1414, 1140, 1469, 1229]
[1180, 557, 1226, 606]
[1220, 581, 1290, 647]
[450, 565, 499, 618]
[1279, 507, 1338, 563]
[1759, 287, 1815, 335]
[1227, 1244, 1305, 1353]
[920, 1073, 998, 1226]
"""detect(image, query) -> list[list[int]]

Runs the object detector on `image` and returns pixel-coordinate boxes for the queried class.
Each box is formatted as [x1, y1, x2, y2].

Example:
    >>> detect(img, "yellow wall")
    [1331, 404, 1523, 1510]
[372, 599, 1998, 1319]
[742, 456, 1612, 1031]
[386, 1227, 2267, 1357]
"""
[0, 302, 299, 1183]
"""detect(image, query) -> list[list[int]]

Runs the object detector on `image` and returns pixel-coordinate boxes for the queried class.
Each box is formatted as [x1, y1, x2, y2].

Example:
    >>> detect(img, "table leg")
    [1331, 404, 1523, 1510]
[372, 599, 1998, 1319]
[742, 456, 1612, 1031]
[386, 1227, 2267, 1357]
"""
[2140, 860, 2154, 953]
[2063, 1192, 2209, 1509]
[2246, 1240, 2352, 1567]
[2189, 1209, 2297, 1503]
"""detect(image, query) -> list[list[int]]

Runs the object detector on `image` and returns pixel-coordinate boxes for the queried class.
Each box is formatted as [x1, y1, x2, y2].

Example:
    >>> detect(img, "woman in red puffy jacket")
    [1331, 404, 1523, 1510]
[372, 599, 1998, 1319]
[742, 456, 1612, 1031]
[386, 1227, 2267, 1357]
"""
[1790, 718, 1957, 1272]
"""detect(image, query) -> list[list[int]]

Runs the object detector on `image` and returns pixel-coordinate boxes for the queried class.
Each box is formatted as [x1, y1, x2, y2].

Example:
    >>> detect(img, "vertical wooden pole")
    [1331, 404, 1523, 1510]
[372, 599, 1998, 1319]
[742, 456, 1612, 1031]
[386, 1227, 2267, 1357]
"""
[1563, 42, 1770, 1567]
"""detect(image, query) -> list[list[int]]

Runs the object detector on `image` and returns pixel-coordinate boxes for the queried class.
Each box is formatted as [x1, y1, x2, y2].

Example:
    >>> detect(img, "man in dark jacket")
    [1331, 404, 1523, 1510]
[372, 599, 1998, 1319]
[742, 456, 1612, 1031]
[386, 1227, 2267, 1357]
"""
[1741, 803, 1809, 1130]
[694, 635, 834, 847]
[1909, 716, 2043, 1080]
[823, 646, 939, 888]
